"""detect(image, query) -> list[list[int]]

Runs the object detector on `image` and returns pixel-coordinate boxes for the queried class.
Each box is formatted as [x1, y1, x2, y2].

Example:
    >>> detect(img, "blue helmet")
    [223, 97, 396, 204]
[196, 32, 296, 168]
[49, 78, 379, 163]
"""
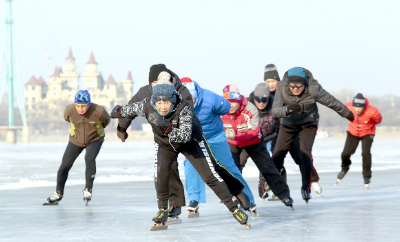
[74, 90, 91, 105]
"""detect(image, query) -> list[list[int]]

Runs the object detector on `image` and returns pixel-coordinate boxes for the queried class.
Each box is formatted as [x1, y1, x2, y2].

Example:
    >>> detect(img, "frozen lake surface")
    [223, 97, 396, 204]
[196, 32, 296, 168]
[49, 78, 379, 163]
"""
[0, 140, 399, 241]
[1, 140, 399, 190]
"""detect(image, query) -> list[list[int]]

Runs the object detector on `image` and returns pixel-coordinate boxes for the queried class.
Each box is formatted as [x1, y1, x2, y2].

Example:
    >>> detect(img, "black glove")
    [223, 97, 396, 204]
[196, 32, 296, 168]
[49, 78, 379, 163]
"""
[117, 125, 128, 142]
[110, 105, 122, 119]
[286, 104, 302, 114]
[147, 112, 170, 131]
[347, 112, 355, 122]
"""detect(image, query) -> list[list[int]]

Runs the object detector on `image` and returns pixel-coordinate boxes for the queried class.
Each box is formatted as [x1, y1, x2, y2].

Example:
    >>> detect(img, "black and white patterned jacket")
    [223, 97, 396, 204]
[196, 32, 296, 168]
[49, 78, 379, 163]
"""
[119, 91, 203, 151]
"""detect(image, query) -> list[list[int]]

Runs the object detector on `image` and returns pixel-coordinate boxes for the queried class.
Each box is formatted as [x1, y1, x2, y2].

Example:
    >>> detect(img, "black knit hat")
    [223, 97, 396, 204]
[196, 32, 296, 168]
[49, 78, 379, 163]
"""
[149, 64, 168, 85]
[353, 93, 366, 107]
[264, 64, 280, 81]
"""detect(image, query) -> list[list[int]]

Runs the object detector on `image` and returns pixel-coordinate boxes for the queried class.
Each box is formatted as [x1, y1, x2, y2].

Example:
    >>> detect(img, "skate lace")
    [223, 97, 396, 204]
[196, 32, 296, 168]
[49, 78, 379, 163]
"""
[50, 192, 60, 201]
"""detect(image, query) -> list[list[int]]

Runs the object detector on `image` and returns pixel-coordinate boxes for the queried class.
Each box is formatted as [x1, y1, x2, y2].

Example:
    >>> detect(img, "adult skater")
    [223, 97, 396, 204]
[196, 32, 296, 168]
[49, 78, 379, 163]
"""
[111, 72, 250, 229]
[44, 90, 110, 205]
[117, 64, 190, 217]
[271, 67, 353, 203]
[336, 93, 382, 187]
[181, 78, 257, 217]
[221, 84, 294, 208]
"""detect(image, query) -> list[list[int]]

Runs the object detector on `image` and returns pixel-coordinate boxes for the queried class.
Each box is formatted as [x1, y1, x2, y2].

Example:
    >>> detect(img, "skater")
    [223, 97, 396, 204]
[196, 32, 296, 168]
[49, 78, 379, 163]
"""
[181, 77, 257, 217]
[337, 93, 382, 187]
[111, 72, 250, 230]
[117, 64, 190, 216]
[221, 84, 294, 208]
[44, 90, 110, 205]
[271, 67, 353, 203]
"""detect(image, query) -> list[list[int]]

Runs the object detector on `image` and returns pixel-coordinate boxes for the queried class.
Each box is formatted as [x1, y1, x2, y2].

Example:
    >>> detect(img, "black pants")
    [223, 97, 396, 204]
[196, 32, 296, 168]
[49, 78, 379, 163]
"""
[230, 141, 290, 199]
[155, 139, 242, 212]
[56, 141, 103, 194]
[153, 142, 185, 207]
[341, 131, 374, 179]
[272, 124, 317, 192]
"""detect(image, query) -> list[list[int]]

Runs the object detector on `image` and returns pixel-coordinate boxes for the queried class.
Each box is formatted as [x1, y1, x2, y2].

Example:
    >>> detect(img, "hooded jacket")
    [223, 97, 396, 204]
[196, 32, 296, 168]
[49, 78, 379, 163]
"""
[272, 67, 351, 128]
[117, 70, 193, 132]
[193, 81, 231, 140]
[119, 91, 202, 152]
[64, 103, 110, 147]
[346, 98, 382, 137]
[221, 96, 262, 147]
[248, 91, 277, 142]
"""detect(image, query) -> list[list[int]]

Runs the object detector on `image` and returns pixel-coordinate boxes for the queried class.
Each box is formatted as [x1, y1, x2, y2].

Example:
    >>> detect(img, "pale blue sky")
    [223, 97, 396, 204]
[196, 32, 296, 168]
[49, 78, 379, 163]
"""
[0, 0, 399, 97]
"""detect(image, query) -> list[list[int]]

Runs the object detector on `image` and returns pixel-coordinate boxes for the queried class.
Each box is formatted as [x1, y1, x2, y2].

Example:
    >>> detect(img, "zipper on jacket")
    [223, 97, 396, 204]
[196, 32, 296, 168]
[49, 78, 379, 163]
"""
[83, 116, 86, 145]
[357, 115, 360, 137]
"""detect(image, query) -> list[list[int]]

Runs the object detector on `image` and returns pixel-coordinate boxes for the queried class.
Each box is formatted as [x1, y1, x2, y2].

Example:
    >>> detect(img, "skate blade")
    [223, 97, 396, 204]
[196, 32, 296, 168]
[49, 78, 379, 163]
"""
[335, 179, 341, 186]
[267, 197, 280, 202]
[251, 210, 259, 217]
[290, 205, 295, 210]
[248, 210, 255, 220]
[150, 222, 168, 231]
[166, 217, 182, 224]
[244, 223, 251, 229]
[320, 194, 325, 199]
[187, 211, 200, 218]
[43, 202, 58, 206]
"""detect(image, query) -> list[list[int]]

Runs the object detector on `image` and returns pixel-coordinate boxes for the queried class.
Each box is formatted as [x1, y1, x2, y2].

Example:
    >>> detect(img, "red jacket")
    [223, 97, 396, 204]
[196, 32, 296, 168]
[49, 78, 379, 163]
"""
[346, 98, 382, 137]
[222, 96, 262, 147]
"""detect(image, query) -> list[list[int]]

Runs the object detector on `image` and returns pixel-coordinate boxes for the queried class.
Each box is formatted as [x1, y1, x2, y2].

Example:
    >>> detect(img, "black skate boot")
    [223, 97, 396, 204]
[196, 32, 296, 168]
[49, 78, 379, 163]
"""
[335, 169, 348, 186]
[232, 206, 251, 229]
[301, 189, 312, 204]
[167, 206, 182, 224]
[82, 188, 92, 204]
[258, 184, 269, 200]
[150, 208, 169, 231]
[43, 190, 63, 205]
[234, 190, 251, 210]
[186, 200, 199, 218]
[364, 177, 371, 188]
[281, 197, 294, 209]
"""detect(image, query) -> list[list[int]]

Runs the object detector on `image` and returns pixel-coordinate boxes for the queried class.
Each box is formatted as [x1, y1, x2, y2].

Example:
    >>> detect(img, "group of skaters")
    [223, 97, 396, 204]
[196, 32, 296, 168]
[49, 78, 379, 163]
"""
[44, 63, 382, 230]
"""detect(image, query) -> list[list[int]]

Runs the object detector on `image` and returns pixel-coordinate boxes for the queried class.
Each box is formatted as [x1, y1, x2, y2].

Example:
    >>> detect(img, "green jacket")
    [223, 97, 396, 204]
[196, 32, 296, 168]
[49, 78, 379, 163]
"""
[64, 103, 110, 147]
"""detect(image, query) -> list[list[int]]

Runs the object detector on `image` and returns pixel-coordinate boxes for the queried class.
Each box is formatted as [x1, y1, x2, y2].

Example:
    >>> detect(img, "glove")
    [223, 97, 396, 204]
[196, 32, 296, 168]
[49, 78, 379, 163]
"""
[147, 112, 170, 132]
[286, 104, 302, 114]
[117, 125, 128, 142]
[110, 105, 122, 119]
[347, 112, 355, 122]
[225, 129, 235, 140]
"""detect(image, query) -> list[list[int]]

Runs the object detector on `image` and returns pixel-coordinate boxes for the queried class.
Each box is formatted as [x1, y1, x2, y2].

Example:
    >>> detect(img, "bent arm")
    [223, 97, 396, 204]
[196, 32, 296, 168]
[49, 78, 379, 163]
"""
[168, 106, 192, 143]
[234, 105, 261, 142]
[212, 93, 231, 116]
[271, 88, 288, 118]
[371, 107, 382, 124]
[315, 84, 350, 118]
[101, 110, 111, 128]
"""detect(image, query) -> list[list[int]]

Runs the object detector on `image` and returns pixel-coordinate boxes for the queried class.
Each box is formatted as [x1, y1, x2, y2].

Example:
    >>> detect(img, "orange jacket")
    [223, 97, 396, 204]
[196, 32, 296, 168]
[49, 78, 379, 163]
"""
[345, 98, 382, 137]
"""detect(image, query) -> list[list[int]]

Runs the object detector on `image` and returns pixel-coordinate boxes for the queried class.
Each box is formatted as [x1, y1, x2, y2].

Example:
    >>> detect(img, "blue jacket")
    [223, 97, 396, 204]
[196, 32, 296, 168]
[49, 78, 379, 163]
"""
[193, 81, 231, 140]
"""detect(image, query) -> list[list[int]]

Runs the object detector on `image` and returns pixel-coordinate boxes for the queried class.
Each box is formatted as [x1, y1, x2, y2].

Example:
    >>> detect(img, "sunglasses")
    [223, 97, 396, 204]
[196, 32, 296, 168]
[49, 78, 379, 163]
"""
[254, 96, 268, 103]
[75, 104, 88, 108]
[289, 84, 304, 90]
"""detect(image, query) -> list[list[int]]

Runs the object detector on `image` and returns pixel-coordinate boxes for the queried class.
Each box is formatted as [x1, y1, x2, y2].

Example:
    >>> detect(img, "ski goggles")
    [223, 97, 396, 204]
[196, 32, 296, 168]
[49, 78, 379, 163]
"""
[289, 84, 304, 90]
[254, 96, 268, 103]
[75, 103, 88, 108]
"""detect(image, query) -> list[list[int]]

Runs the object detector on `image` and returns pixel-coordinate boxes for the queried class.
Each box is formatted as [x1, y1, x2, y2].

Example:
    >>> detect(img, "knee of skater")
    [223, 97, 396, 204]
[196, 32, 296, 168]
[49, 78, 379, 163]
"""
[361, 152, 371, 157]
[341, 153, 351, 159]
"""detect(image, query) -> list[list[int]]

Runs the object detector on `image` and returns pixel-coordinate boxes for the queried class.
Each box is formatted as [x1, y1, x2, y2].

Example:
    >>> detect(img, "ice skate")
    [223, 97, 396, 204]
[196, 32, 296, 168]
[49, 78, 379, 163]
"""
[43, 191, 63, 206]
[364, 178, 371, 188]
[281, 197, 294, 209]
[150, 208, 169, 231]
[249, 202, 259, 217]
[234, 190, 251, 210]
[311, 182, 324, 198]
[166, 206, 182, 224]
[186, 200, 200, 218]
[82, 188, 92, 205]
[301, 189, 312, 204]
[258, 185, 269, 201]
[268, 193, 280, 201]
[232, 207, 251, 229]
[335, 170, 348, 186]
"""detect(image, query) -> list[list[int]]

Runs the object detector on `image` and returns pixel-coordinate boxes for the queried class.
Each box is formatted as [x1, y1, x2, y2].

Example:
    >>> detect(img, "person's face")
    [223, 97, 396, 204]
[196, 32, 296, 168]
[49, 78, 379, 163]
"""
[229, 102, 240, 114]
[75, 104, 90, 115]
[192, 98, 197, 106]
[289, 83, 305, 96]
[354, 107, 365, 115]
[151, 80, 158, 88]
[155, 100, 173, 116]
[254, 98, 268, 110]
[265, 79, 278, 92]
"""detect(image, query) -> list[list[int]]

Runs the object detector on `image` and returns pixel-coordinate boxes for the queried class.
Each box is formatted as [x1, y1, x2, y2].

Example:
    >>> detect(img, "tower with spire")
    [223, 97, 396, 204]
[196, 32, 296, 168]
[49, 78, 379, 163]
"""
[60, 47, 80, 91]
[82, 52, 104, 92]
[119, 71, 134, 101]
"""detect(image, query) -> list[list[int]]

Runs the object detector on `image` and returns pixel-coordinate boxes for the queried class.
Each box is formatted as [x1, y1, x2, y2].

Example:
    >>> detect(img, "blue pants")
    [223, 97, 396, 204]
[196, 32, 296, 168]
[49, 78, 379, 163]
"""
[184, 132, 255, 203]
